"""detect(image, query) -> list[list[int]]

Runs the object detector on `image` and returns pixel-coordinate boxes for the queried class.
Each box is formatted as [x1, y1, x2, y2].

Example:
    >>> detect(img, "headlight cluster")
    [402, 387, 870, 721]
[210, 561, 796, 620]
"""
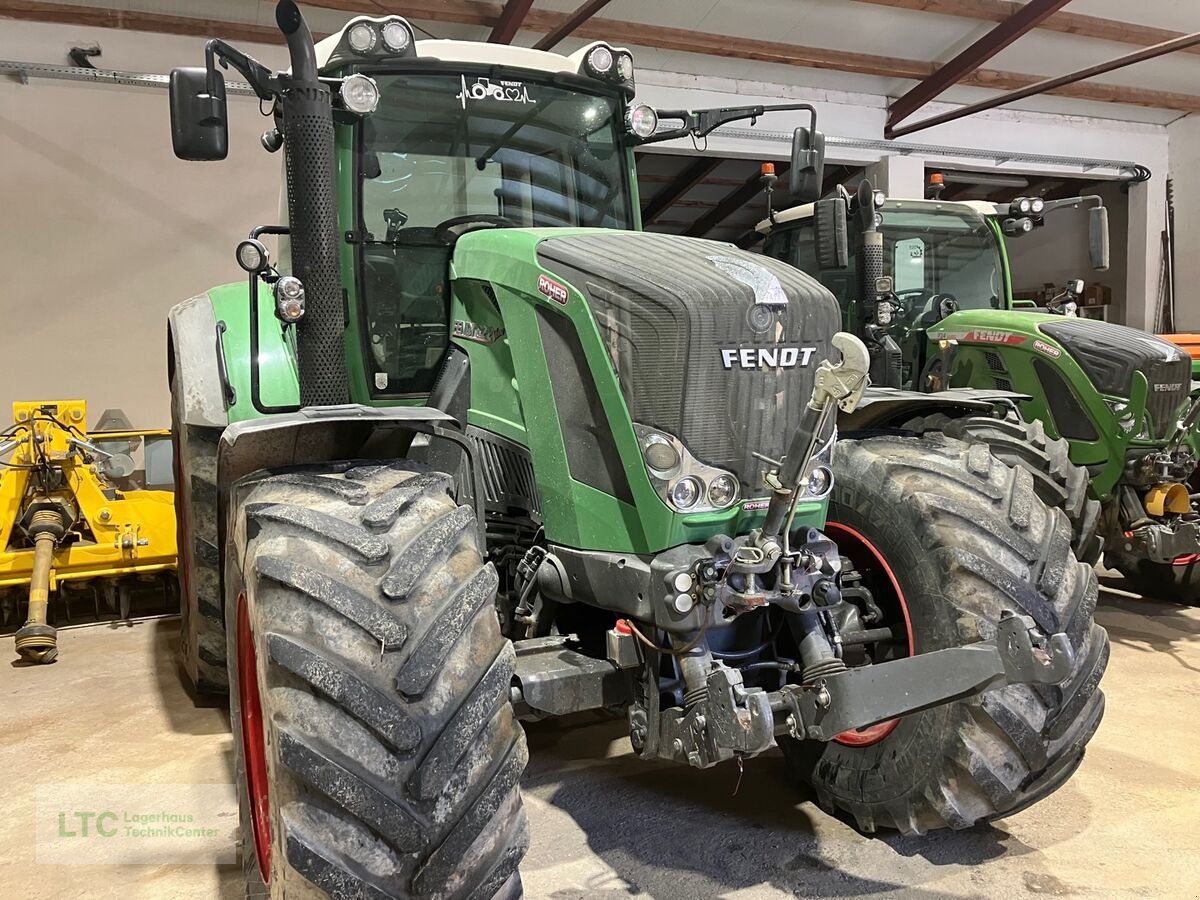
[1010, 196, 1046, 216]
[340, 17, 415, 60]
[578, 43, 635, 96]
[635, 425, 741, 513]
[273, 276, 306, 322]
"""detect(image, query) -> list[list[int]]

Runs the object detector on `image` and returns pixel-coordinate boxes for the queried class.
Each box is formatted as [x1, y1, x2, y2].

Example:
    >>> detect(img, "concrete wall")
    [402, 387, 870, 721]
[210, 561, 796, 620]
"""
[1005, 182, 1130, 322]
[0, 19, 1176, 428]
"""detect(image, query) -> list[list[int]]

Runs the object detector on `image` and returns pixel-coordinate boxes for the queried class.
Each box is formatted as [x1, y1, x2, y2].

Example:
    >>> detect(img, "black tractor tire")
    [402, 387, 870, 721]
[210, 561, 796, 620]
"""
[1103, 549, 1200, 605]
[169, 375, 226, 695]
[226, 461, 528, 899]
[781, 433, 1109, 835]
[905, 413, 1102, 565]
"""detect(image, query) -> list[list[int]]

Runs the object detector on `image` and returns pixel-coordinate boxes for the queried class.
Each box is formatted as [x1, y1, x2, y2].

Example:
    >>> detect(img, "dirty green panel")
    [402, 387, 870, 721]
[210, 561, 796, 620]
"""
[928, 309, 1138, 495]
[450, 227, 828, 554]
[207, 281, 299, 424]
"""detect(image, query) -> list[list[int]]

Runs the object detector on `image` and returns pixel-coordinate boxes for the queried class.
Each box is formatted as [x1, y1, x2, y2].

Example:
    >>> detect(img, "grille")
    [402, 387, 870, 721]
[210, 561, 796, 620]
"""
[282, 79, 348, 407]
[984, 350, 1007, 373]
[465, 426, 540, 516]
[537, 233, 841, 495]
[1144, 358, 1192, 439]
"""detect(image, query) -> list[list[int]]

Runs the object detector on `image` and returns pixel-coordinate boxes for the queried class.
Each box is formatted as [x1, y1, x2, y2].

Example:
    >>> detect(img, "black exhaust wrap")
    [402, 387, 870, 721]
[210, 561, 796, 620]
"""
[277, 0, 348, 406]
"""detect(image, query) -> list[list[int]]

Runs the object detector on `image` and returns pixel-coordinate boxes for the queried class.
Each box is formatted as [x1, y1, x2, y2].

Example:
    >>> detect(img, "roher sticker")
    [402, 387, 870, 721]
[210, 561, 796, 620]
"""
[537, 274, 569, 305]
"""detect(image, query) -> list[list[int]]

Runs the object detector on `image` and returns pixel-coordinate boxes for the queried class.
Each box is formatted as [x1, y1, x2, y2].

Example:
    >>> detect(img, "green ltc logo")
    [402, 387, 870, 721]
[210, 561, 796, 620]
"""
[59, 811, 118, 837]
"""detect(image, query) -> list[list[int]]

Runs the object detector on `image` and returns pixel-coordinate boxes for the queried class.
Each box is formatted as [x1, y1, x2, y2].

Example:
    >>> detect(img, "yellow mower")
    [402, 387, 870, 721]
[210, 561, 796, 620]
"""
[0, 401, 177, 663]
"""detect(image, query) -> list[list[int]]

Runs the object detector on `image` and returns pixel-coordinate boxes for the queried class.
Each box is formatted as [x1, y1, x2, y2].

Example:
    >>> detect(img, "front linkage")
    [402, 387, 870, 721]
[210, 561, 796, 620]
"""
[518, 335, 1077, 770]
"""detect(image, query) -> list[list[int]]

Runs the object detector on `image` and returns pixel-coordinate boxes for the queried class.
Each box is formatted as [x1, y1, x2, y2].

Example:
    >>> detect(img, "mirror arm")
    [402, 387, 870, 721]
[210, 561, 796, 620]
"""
[1039, 194, 1103, 216]
[635, 103, 817, 145]
[204, 39, 279, 103]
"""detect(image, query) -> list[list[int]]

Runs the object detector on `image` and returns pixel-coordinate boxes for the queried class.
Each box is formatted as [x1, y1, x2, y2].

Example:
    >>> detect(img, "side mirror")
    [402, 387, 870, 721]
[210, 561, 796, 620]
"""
[789, 126, 825, 204]
[169, 67, 228, 161]
[1089, 206, 1110, 271]
[814, 197, 848, 270]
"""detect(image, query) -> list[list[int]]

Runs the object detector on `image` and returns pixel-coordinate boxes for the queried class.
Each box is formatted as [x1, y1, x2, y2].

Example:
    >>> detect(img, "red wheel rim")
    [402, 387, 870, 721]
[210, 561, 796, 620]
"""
[824, 521, 914, 748]
[237, 591, 272, 880]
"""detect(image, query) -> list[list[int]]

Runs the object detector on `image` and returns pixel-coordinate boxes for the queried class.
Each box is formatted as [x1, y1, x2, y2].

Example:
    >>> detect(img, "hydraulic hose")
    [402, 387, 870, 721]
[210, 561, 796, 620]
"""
[14, 508, 64, 664]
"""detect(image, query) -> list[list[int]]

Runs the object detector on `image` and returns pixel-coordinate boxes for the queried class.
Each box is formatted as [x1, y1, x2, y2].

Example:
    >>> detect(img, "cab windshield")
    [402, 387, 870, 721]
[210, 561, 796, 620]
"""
[354, 70, 633, 397]
[881, 206, 1004, 310]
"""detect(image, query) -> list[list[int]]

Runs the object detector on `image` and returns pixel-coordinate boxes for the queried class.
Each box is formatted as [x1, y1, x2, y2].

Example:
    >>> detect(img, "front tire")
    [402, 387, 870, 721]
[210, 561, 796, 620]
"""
[227, 461, 529, 898]
[905, 413, 1101, 564]
[781, 433, 1108, 834]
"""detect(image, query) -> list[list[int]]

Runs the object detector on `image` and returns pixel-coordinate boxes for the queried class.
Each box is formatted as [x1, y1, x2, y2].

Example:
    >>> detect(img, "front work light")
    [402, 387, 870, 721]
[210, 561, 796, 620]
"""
[341, 73, 380, 115]
[236, 239, 269, 273]
[382, 21, 411, 52]
[587, 45, 614, 75]
[347, 22, 376, 53]
[628, 104, 658, 139]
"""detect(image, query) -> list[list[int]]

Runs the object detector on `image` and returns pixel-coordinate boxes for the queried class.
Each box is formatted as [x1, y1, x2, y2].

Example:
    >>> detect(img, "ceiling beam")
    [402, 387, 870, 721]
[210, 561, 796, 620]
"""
[686, 165, 788, 239]
[886, 0, 1071, 134]
[853, 0, 1200, 57]
[533, 0, 615, 51]
[488, 0, 534, 43]
[890, 30, 1200, 138]
[641, 158, 722, 224]
[5, 0, 1200, 113]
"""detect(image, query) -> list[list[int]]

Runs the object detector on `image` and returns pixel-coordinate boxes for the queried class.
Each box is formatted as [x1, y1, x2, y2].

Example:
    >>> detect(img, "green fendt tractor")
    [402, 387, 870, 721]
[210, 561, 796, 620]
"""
[760, 182, 1200, 602]
[166, 4, 1106, 896]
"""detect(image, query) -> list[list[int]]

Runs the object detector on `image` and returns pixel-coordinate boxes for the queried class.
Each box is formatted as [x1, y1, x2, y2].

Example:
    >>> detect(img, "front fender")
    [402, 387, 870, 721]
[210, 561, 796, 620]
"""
[840, 386, 1026, 433]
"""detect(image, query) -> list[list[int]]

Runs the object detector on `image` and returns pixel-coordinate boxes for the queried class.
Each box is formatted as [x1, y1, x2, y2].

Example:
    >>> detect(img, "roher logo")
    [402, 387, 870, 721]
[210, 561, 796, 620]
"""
[537, 274, 569, 305]
[1033, 339, 1062, 358]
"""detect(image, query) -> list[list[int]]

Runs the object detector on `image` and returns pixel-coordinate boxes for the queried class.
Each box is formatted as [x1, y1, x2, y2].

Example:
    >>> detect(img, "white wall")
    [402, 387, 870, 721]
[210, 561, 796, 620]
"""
[0, 23, 287, 429]
[1168, 114, 1200, 332]
[0, 19, 1175, 428]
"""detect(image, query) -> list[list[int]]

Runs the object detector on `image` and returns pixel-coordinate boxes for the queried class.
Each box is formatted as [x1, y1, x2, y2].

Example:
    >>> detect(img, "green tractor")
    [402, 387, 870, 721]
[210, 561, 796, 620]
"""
[760, 181, 1200, 602]
[167, 4, 1106, 896]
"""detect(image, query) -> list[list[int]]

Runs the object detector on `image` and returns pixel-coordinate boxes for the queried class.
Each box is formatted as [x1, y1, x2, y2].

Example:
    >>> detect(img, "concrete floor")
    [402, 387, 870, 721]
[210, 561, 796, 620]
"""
[2, 574, 1198, 900]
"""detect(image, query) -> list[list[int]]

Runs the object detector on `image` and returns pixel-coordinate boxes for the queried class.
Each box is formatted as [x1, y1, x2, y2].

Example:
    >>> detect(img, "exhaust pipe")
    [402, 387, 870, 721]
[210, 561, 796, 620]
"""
[275, 0, 349, 408]
[14, 508, 65, 664]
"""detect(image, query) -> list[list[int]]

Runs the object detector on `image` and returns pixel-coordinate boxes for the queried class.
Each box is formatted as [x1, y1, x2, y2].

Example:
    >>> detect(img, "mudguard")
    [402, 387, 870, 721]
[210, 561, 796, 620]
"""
[840, 386, 1029, 432]
[167, 292, 230, 430]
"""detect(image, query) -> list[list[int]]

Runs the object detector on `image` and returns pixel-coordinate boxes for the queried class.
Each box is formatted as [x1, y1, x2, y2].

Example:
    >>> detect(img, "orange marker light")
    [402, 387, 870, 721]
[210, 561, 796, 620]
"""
[929, 172, 945, 185]
[761, 162, 776, 176]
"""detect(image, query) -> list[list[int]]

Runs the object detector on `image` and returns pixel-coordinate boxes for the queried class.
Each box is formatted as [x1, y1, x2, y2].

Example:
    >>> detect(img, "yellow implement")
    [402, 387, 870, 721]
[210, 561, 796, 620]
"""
[1, 401, 177, 663]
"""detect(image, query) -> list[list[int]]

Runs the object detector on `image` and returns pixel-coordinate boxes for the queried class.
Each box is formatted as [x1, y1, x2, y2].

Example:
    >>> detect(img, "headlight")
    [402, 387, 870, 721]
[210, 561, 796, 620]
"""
[670, 477, 702, 510]
[347, 22, 376, 53]
[873, 190, 887, 208]
[381, 20, 411, 52]
[616, 53, 634, 80]
[1030, 197, 1045, 214]
[708, 474, 738, 508]
[642, 433, 680, 473]
[587, 45, 614, 75]
[274, 276, 306, 322]
[1002, 217, 1033, 236]
[1017, 198, 1032, 214]
[236, 238, 268, 273]
[628, 104, 658, 139]
[341, 73, 380, 115]
[808, 465, 833, 497]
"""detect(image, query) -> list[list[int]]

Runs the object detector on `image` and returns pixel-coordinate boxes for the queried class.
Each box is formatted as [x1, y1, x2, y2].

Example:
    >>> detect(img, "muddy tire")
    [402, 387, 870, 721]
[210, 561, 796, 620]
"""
[1104, 550, 1200, 605]
[905, 413, 1102, 565]
[169, 374, 226, 695]
[226, 461, 528, 899]
[781, 433, 1109, 834]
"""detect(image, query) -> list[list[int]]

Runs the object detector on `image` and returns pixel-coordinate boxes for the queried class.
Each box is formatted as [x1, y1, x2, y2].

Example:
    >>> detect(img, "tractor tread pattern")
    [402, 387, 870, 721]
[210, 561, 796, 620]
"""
[785, 433, 1108, 836]
[228, 466, 527, 899]
[905, 413, 1102, 564]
